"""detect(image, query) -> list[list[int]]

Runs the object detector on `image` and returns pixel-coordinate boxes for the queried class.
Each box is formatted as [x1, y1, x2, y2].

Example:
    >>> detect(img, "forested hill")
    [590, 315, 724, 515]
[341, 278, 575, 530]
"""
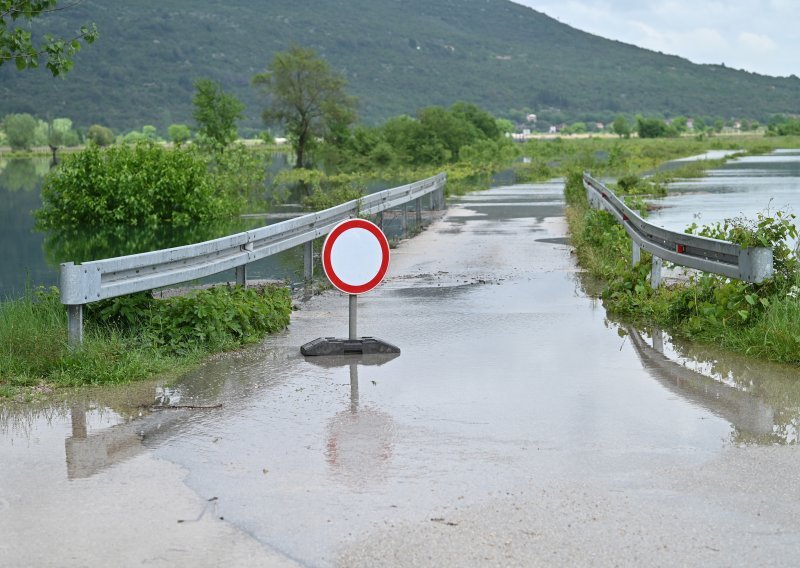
[2, 0, 799, 132]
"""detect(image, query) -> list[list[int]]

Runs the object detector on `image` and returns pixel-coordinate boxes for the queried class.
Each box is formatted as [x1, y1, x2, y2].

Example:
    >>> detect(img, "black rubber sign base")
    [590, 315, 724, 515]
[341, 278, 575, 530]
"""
[300, 337, 401, 356]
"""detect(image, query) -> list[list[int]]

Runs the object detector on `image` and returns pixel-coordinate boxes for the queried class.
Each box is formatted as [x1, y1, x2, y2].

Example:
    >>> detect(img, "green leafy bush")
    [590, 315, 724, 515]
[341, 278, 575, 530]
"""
[35, 143, 240, 232]
[149, 285, 291, 352]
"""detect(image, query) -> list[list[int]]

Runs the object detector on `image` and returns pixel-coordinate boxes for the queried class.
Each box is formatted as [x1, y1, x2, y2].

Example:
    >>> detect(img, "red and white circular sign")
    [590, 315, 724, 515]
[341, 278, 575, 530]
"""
[322, 219, 390, 295]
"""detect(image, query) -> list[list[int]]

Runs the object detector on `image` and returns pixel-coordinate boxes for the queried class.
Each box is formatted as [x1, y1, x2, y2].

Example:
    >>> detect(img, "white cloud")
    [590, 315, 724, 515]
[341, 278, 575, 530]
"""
[738, 32, 778, 53]
[511, 1, 799, 76]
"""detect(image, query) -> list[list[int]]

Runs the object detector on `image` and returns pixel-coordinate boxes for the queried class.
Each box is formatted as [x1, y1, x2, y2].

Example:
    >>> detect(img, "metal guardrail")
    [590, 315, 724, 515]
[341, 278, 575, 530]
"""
[583, 173, 773, 287]
[61, 173, 447, 345]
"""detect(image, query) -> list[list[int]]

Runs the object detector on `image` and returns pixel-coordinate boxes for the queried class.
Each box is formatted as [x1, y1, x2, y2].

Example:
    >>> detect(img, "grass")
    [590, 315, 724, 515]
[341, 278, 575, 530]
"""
[0, 285, 292, 399]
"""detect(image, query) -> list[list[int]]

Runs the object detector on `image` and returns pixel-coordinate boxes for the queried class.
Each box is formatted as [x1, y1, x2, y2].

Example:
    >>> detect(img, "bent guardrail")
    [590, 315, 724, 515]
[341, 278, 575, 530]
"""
[582, 173, 772, 287]
[61, 173, 446, 345]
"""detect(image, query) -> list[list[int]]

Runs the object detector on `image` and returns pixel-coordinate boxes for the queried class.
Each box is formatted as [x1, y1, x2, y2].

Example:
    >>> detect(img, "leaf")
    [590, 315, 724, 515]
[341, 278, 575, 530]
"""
[737, 310, 749, 321]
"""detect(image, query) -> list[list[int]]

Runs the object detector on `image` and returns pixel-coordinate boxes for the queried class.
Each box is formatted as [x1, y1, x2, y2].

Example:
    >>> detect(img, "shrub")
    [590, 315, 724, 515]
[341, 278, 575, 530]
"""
[35, 143, 241, 232]
[87, 124, 115, 146]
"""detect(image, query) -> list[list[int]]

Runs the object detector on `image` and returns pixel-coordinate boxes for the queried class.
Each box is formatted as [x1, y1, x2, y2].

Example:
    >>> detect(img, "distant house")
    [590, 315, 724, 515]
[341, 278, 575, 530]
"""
[686, 119, 695, 130]
[595, 122, 605, 131]
[526, 114, 538, 123]
[548, 125, 558, 134]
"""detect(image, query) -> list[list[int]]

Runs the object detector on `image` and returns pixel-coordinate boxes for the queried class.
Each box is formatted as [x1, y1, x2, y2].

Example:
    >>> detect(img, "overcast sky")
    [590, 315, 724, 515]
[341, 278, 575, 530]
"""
[511, 1, 799, 78]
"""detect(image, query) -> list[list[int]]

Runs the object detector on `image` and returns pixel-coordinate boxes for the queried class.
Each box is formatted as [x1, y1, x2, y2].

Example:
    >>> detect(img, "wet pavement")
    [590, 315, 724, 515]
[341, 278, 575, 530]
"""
[3, 180, 800, 566]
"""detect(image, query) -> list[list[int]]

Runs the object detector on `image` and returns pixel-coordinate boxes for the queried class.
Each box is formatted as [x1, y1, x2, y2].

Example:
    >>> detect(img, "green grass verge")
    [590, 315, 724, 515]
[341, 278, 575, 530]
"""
[0, 284, 292, 399]
[564, 166, 800, 366]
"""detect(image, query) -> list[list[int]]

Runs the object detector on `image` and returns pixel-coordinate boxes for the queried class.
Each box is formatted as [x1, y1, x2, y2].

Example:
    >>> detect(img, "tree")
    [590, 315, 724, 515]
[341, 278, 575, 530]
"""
[450, 101, 500, 139]
[192, 78, 244, 149]
[612, 115, 631, 138]
[0, 0, 97, 76]
[3, 112, 37, 149]
[43, 117, 77, 159]
[671, 116, 688, 134]
[86, 124, 114, 146]
[168, 123, 191, 146]
[568, 122, 587, 134]
[142, 125, 159, 141]
[636, 116, 670, 139]
[495, 118, 514, 136]
[253, 46, 356, 168]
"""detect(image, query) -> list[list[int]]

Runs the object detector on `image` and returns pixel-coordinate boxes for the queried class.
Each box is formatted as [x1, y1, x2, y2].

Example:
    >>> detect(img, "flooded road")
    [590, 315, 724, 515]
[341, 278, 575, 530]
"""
[3, 180, 800, 566]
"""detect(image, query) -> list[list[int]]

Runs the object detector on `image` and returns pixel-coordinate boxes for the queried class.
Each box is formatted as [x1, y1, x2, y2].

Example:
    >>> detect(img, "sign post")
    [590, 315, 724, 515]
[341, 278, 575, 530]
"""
[301, 219, 400, 356]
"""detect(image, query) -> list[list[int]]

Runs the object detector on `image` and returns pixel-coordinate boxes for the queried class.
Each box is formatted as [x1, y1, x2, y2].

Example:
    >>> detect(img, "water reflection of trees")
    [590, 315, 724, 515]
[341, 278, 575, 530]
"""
[0, 157, 51, 193]
[41, 218, 254, 266]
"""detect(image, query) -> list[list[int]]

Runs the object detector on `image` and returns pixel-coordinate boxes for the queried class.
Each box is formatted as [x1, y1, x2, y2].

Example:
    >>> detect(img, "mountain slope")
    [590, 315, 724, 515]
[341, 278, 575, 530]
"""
[1, 0, 798, 132]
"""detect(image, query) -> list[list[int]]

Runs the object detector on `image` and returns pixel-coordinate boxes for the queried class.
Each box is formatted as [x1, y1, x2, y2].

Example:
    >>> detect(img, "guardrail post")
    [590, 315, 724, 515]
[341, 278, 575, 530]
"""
[415, 197, 422, 227]
[632, 241, 641, 267]
[67, 304, 84, 347]
[304, 241, 313, 285]
[740, 247, 773, 283]
[651, 256, 663, 289]
[440, 186, 446, 209]
[401, 204, 408, 238]
[377, 211, 384, 230]
[236, 242, 254, 287]
[652, 329, 664, 354]
[235, 265, 247, 287]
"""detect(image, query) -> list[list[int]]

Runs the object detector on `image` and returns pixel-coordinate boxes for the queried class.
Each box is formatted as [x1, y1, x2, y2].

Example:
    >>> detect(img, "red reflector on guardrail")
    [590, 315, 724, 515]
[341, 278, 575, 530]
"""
[677, 244, 685, 253]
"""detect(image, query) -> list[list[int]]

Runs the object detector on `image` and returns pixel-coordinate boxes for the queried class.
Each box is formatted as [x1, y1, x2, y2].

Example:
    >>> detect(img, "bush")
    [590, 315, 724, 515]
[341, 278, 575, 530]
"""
[35, 142, 241, 232]
[87, 124, 115, 146]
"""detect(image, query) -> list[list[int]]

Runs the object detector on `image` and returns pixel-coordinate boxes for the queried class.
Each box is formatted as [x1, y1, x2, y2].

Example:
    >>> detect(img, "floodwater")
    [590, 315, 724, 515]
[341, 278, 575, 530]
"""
[1, 152, 403, 299]
[650, 149, 800, 234]
[3, 173, 800, 566]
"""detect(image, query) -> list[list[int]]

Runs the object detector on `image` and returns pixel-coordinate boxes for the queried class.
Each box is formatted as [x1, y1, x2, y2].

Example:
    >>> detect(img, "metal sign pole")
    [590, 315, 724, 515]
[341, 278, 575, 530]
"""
[349, 294, 357, 340]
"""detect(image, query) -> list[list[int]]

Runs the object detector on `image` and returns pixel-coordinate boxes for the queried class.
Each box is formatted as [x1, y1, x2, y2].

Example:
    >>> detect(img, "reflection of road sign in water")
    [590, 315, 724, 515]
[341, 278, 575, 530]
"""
[322, 219, 390, 294]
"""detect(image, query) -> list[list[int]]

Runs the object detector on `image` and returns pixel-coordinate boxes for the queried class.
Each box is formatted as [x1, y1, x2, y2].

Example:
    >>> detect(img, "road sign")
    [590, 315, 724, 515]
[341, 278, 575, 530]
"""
[302, 218, 399, 356]
[322, 219, 390, 295]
